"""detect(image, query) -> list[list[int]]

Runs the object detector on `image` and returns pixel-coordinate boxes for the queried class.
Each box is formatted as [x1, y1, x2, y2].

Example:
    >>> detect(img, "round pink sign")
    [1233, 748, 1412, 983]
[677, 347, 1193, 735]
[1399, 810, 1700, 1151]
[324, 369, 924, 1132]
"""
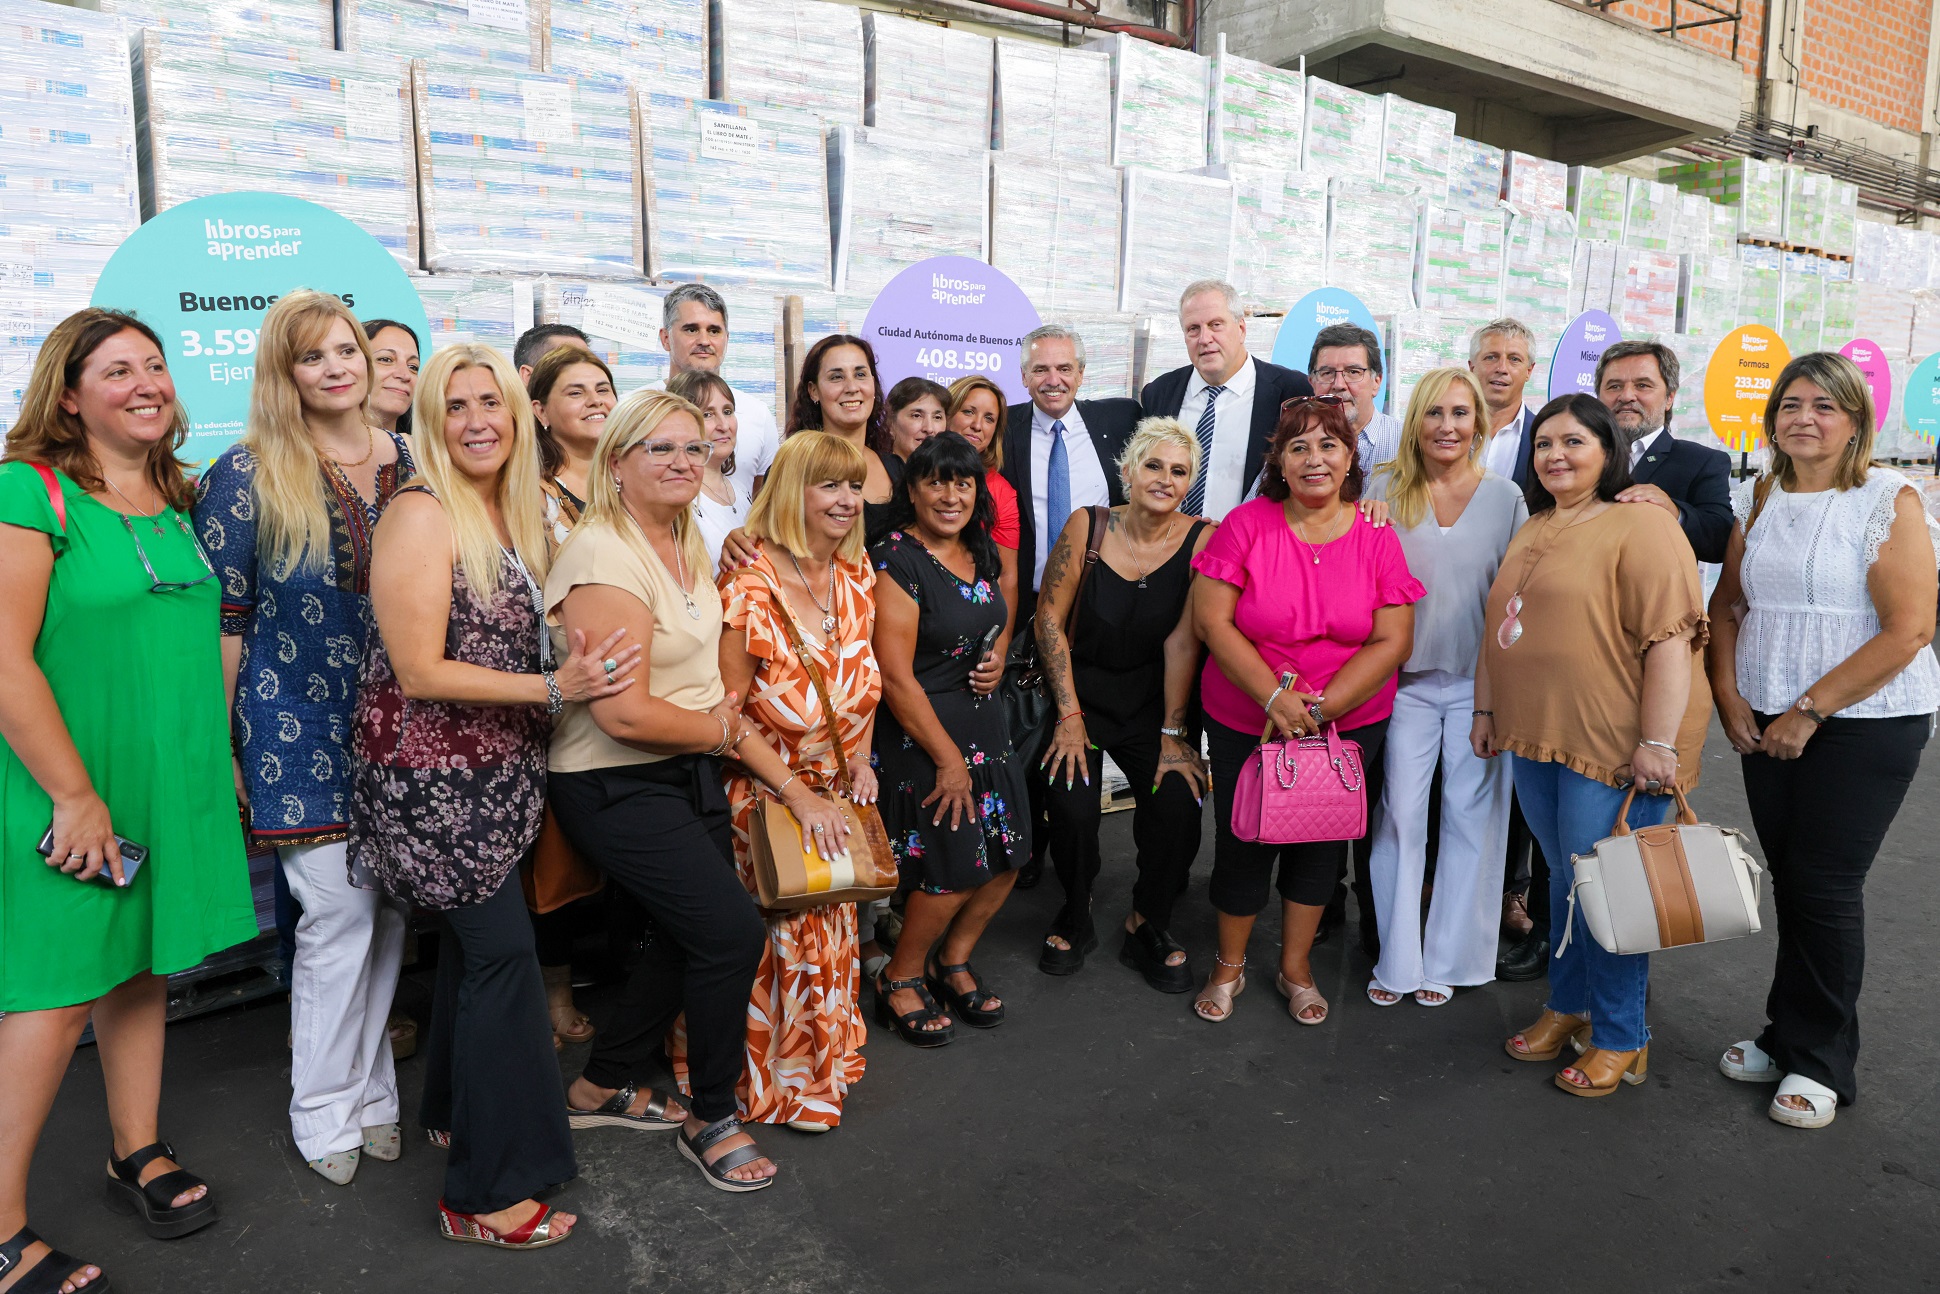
[1839, 338, 1893, 431]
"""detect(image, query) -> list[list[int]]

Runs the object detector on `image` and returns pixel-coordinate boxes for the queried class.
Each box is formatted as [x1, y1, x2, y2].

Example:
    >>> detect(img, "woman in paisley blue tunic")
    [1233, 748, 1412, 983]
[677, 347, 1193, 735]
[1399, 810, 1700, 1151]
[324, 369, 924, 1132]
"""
[869, 433, 1030, 1047]
[193, 291, 414, 1186]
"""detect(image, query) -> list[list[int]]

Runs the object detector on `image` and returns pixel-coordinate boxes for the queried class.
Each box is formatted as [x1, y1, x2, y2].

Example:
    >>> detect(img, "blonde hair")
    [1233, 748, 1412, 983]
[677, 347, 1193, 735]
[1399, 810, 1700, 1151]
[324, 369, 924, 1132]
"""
[1117, 416, 1201, 495]
[945, 374, 1006, 473]
[572, 389, 711, 589]
[409, 343, 550, 598]
[244, 290, 377, 574]
[747, 431, 869, 567]
[1378, 366, 1490, 529]
[1751, 351, 1877, 530]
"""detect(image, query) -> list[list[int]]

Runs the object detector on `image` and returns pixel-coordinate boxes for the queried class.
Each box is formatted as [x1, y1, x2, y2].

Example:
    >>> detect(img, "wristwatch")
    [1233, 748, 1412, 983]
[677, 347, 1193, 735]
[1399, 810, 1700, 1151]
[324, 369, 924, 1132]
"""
[1794, 695, 1829, 725]
[1160, 726, 1190, 740]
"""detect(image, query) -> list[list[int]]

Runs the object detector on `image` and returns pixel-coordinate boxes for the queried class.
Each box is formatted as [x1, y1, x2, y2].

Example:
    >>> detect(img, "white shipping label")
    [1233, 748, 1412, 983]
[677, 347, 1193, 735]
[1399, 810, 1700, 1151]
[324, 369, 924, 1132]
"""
[1462, 218, 1489, 255]
[581, 284, 664, 350]
[468, 0, 527, 31]
[344, 81, 403, 143]
[1257, 182, 1283, 221]
[0, 261, 33, 289]
[521, 81, 575, 145]
[699, 114, 761, 163]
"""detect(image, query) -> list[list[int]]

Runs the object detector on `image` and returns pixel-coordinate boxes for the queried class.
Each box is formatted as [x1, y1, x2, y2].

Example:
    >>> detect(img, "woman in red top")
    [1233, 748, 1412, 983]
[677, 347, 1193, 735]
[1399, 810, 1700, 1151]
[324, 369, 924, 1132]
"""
[946, 376, 1021, 651]
[1191, 397, 1422, 1026]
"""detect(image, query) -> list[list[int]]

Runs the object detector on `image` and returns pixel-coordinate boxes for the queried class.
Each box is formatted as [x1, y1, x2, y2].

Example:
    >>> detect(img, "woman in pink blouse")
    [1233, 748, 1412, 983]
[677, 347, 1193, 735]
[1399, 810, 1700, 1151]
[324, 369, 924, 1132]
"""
[1191, 396, 1422, 1025]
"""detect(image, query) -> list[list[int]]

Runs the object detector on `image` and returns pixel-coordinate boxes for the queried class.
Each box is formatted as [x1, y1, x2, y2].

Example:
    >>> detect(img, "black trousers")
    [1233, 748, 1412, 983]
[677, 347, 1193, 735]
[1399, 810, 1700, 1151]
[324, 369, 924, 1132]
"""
[1206, 715, 1390, 914]
[1743, 711, 1929, 1106]
[419, 870, 576, 1215]
[1043, 729, 1202, 943]
[548, 758, 765, 1124]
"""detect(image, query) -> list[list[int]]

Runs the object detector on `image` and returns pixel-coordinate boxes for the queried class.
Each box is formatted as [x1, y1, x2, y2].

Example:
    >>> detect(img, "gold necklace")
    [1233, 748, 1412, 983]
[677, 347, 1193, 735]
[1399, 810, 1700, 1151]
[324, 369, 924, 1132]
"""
[327, 426, 377, 469]
[1288, 506, 1348, 566]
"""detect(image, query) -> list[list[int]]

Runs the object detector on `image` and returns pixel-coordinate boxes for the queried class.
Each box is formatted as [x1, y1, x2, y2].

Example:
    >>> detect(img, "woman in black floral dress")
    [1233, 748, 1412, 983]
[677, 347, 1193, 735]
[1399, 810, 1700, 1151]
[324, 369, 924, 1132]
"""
[870, 433, 1029, 1047]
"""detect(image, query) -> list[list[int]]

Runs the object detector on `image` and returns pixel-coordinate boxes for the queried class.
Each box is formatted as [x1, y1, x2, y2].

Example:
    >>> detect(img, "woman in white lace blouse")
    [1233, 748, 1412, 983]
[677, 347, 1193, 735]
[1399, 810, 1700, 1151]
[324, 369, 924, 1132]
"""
[1708, 350, 1939, 1131]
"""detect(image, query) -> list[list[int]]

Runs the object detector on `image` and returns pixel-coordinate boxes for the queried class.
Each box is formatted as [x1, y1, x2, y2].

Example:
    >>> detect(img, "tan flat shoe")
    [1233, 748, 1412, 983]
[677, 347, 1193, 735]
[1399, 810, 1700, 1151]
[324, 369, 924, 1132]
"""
[1193, 957, 1247, 1022]
[1276, 973, 1328, 1025]
[1556, 1045, 1649, 1098]
[1505, 1009, 1591, 1062]
[543, 965, 595, 1045]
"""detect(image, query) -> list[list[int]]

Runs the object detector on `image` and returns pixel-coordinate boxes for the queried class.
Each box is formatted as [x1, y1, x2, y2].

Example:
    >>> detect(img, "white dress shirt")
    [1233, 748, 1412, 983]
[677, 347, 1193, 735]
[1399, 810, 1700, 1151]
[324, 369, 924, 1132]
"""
[1358, 410, 1403, 472]
[1482, 407, 1529, 480]
[1177, 355, 1258, 520]
[1030, 401, 1110, 589]
[1628, 426, 1668, 470]
[652, 375, 780, 478]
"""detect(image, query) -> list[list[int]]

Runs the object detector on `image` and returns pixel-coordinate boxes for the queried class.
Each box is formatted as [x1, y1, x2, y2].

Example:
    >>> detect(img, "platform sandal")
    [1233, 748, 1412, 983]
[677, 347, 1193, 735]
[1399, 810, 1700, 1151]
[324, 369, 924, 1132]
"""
[0, 1226, 109, 1294]
[1555, 1045, 1649, 1097]
[567, 1081, 685, 1132]
[926, 954, 1005, 1028]
[103, 1141, 216, 1239]
[438, 1200, 572, 1249]
[1719, 1038, 1782, 1083]
[873, 971, 954, 1047]
[1504, 1009, 1592, 1062]
[676, 1115, 777, 1194]
[1119, 922, 1194, 994]
[1769, 1074, 1838, 1129]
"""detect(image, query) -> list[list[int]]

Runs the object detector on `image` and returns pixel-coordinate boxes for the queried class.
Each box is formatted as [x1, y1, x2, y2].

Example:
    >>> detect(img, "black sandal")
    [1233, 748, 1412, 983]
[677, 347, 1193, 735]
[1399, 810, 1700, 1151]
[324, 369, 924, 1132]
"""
[567, 1081, 685, 1132]
[925, 954, 1005, 1028]
[0, 1227, 110, 1294]
[1037, 927, 1097, 977]
[103, 1141, 216, 1239]
[675, 1115, 776, 1194]
[1120, 922, 1195, 994]
[873, 972, 955, 1047]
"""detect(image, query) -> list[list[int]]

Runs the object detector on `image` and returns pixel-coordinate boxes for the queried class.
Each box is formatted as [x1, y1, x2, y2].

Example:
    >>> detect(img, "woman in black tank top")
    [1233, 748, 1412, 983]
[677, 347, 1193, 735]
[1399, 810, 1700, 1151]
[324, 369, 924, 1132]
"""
[1032, 419, 1215, 992]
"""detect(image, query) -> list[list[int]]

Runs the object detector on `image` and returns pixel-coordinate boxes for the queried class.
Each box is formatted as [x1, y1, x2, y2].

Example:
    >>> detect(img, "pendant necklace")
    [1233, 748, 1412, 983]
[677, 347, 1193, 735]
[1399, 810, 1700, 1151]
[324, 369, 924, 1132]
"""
[669, 525, 701, 620]
[1497, 500, 1596, 649]
[1290, 507, 1347, 565]
[789, 550, 839, 636]
[105, 475, 165, 535]
[1125, 515, 1178, 589]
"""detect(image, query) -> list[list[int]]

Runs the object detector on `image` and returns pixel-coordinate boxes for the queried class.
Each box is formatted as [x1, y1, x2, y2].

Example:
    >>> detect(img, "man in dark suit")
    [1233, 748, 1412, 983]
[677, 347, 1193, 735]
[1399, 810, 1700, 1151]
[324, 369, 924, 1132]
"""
[1139, 279, 1313, 519]
[1470, 317, 1541, 490]
[1595, 340, 1735, 563]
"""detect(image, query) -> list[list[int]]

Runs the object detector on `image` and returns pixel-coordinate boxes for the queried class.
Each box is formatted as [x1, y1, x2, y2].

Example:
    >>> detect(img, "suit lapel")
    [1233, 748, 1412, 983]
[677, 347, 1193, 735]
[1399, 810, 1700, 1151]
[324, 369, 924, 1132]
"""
[1630, 429, 1667, 484]
[1513, 407, 1537, 488]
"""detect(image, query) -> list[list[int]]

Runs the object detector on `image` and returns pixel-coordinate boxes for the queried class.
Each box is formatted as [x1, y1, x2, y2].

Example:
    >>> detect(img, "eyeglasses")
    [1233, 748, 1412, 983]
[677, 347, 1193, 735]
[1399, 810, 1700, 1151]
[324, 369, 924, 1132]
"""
[1310, 366, 1373, 383]
[1281, 394, 1350, 412]
[634, 440, 715, 466]
[122, 514, 216, 594]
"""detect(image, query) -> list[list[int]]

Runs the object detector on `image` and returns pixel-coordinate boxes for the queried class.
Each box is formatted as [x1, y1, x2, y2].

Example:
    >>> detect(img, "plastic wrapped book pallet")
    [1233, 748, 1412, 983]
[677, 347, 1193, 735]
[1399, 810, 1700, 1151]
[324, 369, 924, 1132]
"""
[1209, 164, 1325, 314]
[1325, 178, 1420, 314]
[1205, 38, 1301, 170]
[1043, 313, 1137, 398]
[539, 278, 780, 415]
[1910, 290, 1940, 361]
[1246, 312, 1283, 363]
[642, 93, 829, 289]
[1782, 168, 1829, 250]
[862, 13, 990, 153]
[1446, 136, 1505, 216]
[1824, 181, 1858, 259]
[415, 63, 639, 277]
[991, 40, 1111, 165]
[0, 0, 140, 432]
[1622, 178, 1677, 252]
[1572, 240, 1619, 317]
[343, 0, 546, 70]
[1378, 95, 1453, 204]
[1501, 208, 1574, 392]
[1780, 252, 1823, 354]
[545, 0, 707, 100]
[1139, 312, 1186, 385]
[797, 290, 876, 351]
[1617, 249, 1680, 336]
[1119, 168, 1233, 314]
[1822, 278, 1857, 347]
[1660, 157, 1782, 241]
[1503, 152, 1566, 215]
[1084, 32, 1204, 173]
[831, 127, 987, 298]
[1680, 253, 1740, 341]
[1418, 207, 1505, 318]
[136, 32, 417, 269]
[1569, 167, 1626, 243]
[712, 0, 863, 126]
[1738, 244, 1782, 330]
[1854, 283, 1915, 355]
[411, 274, 533, 354]
[987, 155, 1121, 315]
[1388, 310, 1470, 413]
[1855, 221, 1929, 286]
[1302, 76, 1381, 182]
[100, 0, 333, 46]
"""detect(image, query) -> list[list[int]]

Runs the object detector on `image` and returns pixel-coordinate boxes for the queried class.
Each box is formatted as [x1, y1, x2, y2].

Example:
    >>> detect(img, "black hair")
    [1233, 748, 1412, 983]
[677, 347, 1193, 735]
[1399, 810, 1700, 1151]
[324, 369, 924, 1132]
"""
[362, 318, 420, 436]
[888, 431, 1000, 583]
[885, 375, 951, 417]
[1309, 322, 1384, 378]
[514, 323, 590, 373]
[1522, 393, 1633, 514]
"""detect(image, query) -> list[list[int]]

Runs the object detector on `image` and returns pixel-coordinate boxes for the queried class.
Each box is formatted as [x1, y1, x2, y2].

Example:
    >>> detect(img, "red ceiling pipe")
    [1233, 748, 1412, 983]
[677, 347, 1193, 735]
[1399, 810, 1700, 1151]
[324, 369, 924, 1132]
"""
[965, 0, 1192, 48]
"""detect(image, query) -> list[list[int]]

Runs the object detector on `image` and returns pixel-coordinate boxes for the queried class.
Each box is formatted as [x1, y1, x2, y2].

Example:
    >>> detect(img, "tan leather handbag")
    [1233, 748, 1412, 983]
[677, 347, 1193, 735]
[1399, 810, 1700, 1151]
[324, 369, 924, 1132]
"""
[747, 577, 898, 911]
[1561, 785, 1763, 956]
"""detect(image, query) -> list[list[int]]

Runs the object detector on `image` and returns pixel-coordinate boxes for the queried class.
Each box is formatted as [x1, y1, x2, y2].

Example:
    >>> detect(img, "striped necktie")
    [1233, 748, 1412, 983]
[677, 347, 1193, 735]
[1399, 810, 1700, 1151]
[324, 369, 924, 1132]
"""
[1184, 384, 1224, 516]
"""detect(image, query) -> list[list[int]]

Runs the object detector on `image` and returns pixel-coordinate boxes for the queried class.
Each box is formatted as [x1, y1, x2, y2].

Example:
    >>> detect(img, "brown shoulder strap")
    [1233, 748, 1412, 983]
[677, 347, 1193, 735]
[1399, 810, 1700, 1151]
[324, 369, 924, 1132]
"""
[754, 566, 854, 797]
[1063, 504, 1107, 639]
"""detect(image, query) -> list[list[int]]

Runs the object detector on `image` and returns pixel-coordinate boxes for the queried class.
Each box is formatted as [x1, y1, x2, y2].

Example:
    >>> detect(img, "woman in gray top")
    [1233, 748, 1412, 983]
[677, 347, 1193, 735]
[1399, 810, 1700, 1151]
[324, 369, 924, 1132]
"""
[1364, 368, 1528, 1007]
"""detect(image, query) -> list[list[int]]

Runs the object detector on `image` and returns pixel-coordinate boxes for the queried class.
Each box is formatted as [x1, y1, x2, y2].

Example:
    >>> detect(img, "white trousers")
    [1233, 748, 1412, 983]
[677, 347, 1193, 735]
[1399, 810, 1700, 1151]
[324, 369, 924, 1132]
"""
[282, 841, 407, 1161]
[1369, 671, 1510, 994]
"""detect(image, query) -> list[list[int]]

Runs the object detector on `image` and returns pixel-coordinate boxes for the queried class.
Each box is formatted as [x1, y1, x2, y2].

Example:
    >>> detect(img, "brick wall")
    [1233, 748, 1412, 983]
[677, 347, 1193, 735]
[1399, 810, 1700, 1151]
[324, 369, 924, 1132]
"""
[1597, 0, 1767, 74]
[1797, 0, 1929, 134]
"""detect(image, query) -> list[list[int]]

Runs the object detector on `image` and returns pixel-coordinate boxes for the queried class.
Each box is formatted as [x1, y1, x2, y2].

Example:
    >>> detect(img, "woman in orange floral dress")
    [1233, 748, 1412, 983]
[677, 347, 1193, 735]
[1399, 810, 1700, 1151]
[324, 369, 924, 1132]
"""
[672, 431, 881, 1131]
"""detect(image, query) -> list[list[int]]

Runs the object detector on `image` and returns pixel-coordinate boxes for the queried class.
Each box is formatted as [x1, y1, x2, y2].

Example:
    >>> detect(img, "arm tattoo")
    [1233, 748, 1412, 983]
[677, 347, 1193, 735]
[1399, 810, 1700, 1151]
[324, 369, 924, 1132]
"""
[1036, 529, 1081, 715]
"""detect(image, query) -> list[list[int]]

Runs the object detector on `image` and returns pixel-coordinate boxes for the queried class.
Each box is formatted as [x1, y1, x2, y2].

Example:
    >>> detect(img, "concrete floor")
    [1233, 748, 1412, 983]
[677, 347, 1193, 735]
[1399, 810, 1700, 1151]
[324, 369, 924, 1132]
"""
[27, 724, 1940, 1293]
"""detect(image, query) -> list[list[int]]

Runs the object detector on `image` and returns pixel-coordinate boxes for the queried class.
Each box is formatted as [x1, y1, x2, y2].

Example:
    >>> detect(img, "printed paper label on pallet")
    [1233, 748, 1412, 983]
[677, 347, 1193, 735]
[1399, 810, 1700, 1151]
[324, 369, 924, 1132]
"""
[468, 0, 527, 30]
[699, 115, 760, 162]
[521, 79, 574, 143]
[345, 80, 405, 141]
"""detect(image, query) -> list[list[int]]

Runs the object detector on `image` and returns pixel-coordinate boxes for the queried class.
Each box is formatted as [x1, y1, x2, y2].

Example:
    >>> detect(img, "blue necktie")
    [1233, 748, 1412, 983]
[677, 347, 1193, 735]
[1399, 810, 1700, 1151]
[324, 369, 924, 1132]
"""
[1184, 384, 1224, 516]
[1045, 419, 1071, 562]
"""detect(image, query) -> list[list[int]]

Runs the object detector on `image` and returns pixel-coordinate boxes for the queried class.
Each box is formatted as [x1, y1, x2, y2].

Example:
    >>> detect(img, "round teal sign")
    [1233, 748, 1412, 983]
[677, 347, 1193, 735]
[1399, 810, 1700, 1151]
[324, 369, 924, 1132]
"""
[1271, 287, 1385, 402]
[91, 192, 430, 467]
[1903, 352, 1940, 445]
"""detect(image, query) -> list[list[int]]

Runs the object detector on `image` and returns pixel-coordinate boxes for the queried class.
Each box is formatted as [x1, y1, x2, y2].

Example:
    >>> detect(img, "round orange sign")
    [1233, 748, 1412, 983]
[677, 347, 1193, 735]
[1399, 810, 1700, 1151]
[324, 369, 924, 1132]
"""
[1702, 325, 1791, 452]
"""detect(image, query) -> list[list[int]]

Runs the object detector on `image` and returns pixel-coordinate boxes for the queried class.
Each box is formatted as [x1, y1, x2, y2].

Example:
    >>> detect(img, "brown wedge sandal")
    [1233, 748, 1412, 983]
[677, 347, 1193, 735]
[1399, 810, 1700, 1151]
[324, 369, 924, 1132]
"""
[1555, 1045, 1649, 1098]
[1504, 1009, 1591, 1062]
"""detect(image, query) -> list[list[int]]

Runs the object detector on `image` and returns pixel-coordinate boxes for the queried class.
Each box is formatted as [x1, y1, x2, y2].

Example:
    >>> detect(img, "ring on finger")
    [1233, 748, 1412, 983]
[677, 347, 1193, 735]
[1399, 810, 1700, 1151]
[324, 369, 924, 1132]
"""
[602, 657, 618, 675]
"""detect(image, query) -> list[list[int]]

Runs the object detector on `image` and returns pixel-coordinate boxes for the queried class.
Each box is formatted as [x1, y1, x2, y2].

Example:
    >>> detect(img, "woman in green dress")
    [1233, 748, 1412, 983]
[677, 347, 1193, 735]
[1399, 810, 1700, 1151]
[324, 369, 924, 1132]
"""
[0, 310, 256, 1294]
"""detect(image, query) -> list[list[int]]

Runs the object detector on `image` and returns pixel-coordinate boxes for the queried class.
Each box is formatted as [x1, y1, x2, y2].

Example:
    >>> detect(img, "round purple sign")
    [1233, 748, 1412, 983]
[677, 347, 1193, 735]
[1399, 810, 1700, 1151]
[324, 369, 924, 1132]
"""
[1548, 310, 1622, 401]
[1838, 338, 1893, 431]
[860, 256, 1042, 407]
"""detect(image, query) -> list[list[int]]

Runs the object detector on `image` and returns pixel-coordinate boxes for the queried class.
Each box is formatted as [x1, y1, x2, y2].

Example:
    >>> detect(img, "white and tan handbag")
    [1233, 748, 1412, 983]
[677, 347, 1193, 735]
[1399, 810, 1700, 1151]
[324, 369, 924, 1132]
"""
[1560, 785, 1763, 956]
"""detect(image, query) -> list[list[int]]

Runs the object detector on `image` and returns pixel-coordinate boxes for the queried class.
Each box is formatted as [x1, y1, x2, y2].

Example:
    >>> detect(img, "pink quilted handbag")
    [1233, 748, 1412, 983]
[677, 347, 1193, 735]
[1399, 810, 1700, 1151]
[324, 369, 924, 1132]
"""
[1231, 720, 1367, 845]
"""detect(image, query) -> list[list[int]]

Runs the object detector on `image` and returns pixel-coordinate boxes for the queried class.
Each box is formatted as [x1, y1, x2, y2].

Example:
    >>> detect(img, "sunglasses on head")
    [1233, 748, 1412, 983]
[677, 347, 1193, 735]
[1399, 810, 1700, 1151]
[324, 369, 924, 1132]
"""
[1281, 394, 1349, 412]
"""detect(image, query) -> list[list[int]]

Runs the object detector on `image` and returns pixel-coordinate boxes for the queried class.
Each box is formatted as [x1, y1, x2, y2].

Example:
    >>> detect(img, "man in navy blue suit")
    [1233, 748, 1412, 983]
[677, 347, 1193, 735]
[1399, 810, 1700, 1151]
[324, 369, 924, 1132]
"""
[1470, 318, 1540, 490]
[1595, 340, 1734, 563]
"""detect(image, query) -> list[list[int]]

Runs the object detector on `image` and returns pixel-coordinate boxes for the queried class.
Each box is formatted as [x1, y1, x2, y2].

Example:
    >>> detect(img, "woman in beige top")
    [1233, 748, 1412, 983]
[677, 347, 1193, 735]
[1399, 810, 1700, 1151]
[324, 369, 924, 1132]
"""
[1472, 394, 1708, 1099]
[543, 390, 851, 1195]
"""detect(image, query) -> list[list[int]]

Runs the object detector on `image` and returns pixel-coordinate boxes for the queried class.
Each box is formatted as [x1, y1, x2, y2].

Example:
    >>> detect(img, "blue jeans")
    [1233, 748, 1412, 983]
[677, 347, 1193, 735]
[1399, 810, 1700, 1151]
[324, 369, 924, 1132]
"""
[1509, 757, 1671, 1052]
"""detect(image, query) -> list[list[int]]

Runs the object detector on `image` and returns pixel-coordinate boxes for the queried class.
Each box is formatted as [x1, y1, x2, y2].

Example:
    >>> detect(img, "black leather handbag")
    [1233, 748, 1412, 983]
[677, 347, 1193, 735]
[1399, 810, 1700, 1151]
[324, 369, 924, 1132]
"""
[997, 506, 1105, 764]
